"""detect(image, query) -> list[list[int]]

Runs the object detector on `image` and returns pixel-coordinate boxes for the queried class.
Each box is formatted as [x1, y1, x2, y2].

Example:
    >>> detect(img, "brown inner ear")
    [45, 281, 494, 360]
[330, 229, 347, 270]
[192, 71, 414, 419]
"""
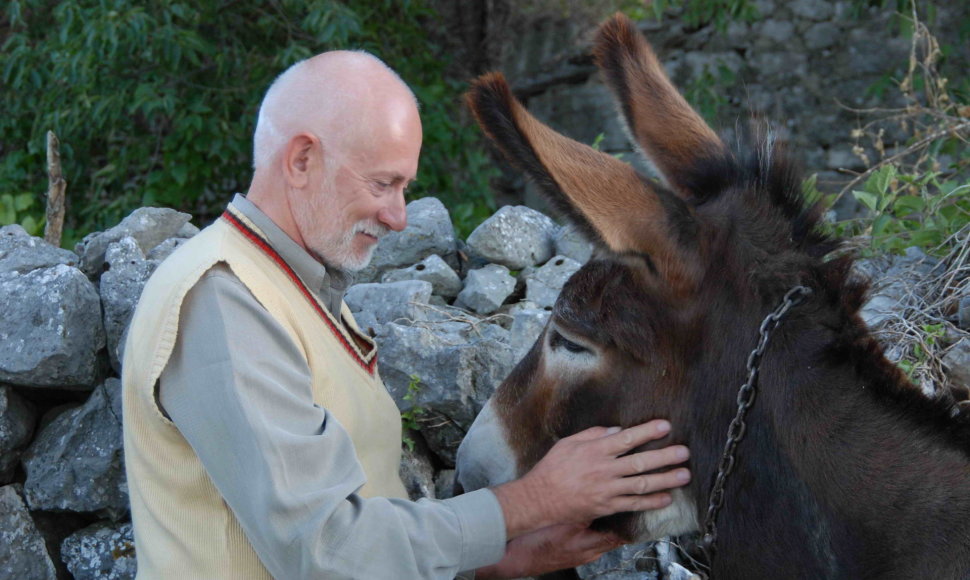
[506, 88, 685, 262]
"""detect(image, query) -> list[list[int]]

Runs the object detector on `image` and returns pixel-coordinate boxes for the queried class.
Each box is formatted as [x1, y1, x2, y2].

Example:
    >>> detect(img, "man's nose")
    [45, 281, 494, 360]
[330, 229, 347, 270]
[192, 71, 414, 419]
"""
[378, 189, 408, 232]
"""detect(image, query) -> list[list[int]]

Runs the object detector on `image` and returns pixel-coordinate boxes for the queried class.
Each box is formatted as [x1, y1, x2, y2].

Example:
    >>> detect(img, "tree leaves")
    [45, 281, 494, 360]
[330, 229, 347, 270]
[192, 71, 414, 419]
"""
[0, 0, 496, 244]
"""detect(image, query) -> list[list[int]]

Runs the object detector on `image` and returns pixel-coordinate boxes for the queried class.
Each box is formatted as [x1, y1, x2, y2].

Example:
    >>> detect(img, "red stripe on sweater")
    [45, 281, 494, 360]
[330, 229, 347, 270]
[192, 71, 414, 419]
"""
[221, 211, 376, 374]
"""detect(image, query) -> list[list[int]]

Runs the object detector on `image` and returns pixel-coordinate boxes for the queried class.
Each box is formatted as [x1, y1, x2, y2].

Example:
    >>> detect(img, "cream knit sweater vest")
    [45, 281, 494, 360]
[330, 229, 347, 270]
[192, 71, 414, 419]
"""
[122, 207, 407, 578]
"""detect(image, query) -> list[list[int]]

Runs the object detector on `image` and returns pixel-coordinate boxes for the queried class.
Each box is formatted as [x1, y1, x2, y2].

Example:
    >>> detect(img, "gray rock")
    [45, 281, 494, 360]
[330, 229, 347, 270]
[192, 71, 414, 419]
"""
[804, 22, 840, 50]
[525, 255, 582, 309]
[381, 254, 462, 298]
[434, 469, 456, 500]
[465, 206, 558, 270]
[860, 292, 903, 328]
[22, 379, 127, 519]
[145, 237, 188, 261]
[0, 224, 78, 275]
[377, 321, 513, 465]
[344, 280, 433, 336]
[758, 19, 796, 44]
[357, 198, 457, 282]
[0, 484, 57, 580]
[0, 386, 35, 483]
[399, 440, 436, 501]
[175, 221, 200, 238]
[577, 541, 658, 579]
[943, 339, 970, 391]
[790, 0, 835, 21]
[456, 265, 516, 315]
[61, 522, 136, 580]
[30, 510, 90, 580]
[554, 224, 594, 264]
[960, 295, 970, 331]
[857, 248, 939, 328]
[510, 308, 551, 361]
[100, 237, 159, 372]
[74, 207, 191, 277]
[0, 261, 105, 389]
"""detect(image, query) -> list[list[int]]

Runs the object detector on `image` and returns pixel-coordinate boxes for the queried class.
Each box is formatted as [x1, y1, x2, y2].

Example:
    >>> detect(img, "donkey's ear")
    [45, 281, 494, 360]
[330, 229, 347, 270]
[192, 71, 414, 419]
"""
[594, 14, 733, 200]
[466, 73, 696, 280]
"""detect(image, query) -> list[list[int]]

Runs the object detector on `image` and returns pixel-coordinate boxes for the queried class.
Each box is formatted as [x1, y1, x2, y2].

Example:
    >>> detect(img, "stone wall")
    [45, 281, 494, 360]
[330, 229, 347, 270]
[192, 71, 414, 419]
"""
[476, 1, 969, 215]
[2, 198, 969, 578]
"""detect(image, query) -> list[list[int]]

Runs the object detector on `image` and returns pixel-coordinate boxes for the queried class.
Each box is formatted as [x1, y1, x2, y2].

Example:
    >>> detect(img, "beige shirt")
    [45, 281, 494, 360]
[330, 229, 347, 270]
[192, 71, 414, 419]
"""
[157, 195, 505, 578]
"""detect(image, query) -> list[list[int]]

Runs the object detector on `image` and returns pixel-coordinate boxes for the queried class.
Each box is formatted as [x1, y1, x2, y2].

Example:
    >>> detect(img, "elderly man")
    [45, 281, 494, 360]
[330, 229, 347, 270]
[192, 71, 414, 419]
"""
[122, 51, 691, 579]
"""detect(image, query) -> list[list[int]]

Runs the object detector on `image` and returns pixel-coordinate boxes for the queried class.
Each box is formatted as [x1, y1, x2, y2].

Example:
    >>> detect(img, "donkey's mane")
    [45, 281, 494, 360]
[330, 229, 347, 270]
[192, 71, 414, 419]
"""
[692, 130, 970, 452]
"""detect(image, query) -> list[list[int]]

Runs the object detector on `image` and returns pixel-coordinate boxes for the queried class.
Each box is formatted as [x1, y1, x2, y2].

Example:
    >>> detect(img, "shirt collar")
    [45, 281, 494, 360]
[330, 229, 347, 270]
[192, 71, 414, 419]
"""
[230, 193, 350, 315]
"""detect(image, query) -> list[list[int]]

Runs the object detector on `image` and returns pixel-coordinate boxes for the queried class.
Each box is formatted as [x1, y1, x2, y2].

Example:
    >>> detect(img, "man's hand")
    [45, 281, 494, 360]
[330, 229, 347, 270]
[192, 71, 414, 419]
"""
[476, 523, 624, 579]
[492, 420, 690, 539]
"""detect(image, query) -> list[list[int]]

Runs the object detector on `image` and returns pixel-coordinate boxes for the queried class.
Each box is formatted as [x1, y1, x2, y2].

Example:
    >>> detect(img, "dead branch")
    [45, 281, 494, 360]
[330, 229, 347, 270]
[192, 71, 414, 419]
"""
[45, 131, 67, 247]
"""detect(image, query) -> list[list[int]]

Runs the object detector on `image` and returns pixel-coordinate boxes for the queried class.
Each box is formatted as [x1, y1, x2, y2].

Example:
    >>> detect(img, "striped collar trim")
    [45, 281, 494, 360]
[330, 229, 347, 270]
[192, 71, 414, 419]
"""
[221, 205, 377, 374]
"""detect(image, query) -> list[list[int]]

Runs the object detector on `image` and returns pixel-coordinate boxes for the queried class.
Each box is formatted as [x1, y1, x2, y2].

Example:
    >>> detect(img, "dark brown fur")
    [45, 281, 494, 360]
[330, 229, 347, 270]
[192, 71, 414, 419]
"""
[468, 13, 970, 579]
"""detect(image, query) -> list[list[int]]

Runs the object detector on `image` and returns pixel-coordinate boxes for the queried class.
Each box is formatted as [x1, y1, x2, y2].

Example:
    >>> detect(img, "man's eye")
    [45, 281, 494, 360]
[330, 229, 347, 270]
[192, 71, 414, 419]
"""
[550, 330, 590, 354]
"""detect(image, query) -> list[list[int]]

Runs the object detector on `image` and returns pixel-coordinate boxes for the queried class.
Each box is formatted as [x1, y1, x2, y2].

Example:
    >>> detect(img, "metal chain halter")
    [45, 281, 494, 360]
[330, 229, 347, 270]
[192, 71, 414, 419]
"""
[697, 284, 813, 572]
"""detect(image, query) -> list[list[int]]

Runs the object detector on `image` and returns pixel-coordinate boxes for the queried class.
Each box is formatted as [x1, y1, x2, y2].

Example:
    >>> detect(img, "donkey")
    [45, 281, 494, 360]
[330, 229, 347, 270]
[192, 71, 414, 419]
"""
[456, 13, 970, 580]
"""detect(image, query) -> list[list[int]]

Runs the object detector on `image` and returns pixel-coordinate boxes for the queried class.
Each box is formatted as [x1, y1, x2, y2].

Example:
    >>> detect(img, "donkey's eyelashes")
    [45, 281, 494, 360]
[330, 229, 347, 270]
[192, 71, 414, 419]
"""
[549, 329, 591, 354]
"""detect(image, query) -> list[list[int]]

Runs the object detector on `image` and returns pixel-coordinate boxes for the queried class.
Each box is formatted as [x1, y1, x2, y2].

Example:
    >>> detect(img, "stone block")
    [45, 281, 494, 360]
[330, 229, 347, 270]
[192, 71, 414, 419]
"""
[525, 255, 582, 309]
[61, 522, 136, 580]
[789, 0, 835, 21]
[381, 254, 462, 298]
[943, 339, 970, 391]
[74, 207, 191, 278]
[344, 280, 433, 336]
[0, 386, 35, 483]
[554, 224, 594, 264]
[509, 307, 551, 362]
[465, 205, 557, 270]
[100, 237, 159, 372]
[0, 225, 78, 276]
[0, 484, 57, 580]
[22, 379, 127, 519]
[456, 265, 516, 315]
[0, 262, 105, 390]
[804, 22, 840, 50]
[357, 197, 457, 282]
[377, 321, 512, 465]
[399, 438, 436, 501]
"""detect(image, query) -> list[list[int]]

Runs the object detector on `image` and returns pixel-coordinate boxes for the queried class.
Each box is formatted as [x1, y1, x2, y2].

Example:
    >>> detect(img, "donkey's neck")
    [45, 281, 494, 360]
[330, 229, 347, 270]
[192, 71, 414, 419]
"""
[724, 340, 970, 579]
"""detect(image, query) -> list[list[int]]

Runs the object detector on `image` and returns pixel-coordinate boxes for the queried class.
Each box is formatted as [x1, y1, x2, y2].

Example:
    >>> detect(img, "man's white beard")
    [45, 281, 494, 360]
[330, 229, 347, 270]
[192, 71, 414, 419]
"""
[294, 186, 389, 272]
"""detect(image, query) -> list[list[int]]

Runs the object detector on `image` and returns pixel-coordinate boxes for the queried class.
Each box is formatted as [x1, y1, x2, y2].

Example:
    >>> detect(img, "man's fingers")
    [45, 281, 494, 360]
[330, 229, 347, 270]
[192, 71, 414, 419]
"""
[614, 445, 689, 476]
[613, 469, 691, 497]
[600, 420, 671, 455]
[614, 491, 675, 513]
[567, 425, 620, 442]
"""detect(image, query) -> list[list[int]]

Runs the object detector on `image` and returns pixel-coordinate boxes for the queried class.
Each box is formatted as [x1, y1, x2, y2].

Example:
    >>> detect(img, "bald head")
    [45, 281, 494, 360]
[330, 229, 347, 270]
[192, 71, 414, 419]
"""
[253, 51, 419, 171]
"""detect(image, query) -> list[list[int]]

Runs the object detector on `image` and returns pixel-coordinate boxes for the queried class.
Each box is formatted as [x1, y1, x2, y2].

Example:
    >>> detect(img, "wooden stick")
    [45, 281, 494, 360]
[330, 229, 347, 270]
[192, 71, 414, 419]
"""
[45, 130, 67, 247]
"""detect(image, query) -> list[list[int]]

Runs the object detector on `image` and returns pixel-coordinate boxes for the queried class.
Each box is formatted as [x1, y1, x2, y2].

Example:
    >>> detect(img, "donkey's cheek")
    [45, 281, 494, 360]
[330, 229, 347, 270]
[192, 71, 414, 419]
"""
[456, 398, 518, 492]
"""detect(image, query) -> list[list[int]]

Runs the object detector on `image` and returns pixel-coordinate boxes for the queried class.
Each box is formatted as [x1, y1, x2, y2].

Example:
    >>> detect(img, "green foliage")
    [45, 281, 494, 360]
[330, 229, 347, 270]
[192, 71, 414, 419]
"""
[645, 0, 759, 30]
[683, 60, 738, 124]
[843, 164, 970, 256]
[0, 192, 46, 236]
[896, 322, 945, 378]
[400, 374, 426, 452]
[0, 0, 495, 243]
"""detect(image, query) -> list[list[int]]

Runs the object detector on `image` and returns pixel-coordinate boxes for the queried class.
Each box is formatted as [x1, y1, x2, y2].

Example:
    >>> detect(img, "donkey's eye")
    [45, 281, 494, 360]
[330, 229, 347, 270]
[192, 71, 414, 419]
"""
[550, 330, 590, 354]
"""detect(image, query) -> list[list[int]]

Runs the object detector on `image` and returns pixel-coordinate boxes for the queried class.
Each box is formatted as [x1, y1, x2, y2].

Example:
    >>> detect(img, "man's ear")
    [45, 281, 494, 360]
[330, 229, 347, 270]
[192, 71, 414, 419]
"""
[282, 133, 318, 188]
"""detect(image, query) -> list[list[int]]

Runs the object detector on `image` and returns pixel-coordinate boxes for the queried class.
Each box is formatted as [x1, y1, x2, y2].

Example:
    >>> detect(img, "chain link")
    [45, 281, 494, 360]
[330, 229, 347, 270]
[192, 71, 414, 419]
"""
[698, 285, 812, 573]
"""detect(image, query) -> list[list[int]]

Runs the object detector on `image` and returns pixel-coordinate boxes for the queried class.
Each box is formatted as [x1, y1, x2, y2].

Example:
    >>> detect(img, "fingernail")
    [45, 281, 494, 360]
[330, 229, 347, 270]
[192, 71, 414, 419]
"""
[676, 469, 691, 482]
[606, 426, 622, 435]
[655, 420, 671, 434]
[675, 446, 690, 460]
